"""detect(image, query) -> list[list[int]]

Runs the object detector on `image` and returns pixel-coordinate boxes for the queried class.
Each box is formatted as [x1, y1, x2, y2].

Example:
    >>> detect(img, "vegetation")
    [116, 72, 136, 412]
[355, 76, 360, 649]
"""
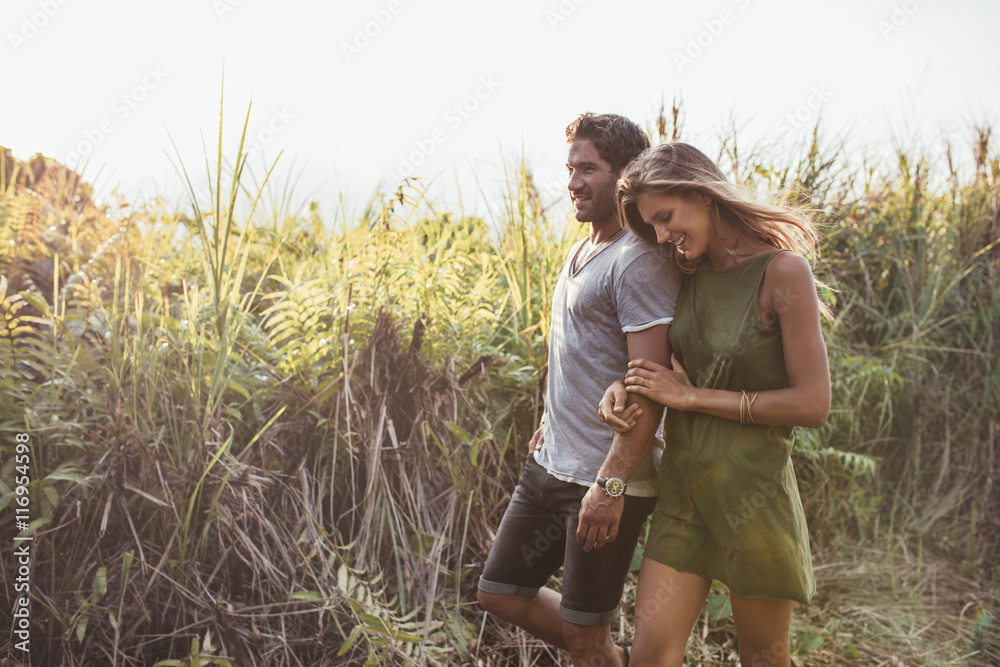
[1, 101, 998, 665]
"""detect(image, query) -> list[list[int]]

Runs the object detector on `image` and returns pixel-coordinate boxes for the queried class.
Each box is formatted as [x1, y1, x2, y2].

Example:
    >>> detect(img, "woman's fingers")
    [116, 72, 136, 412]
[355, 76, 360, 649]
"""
[620, 403, 641, 419]
[624, 368, 654, 388]
[627, 358, 670, 373]
[598, 380, 628, 412]
[623, 371, 647, 394]
[598, 380, 636, 430]
[610, 382, 629, 412]
[616, 404, 641, 431]
[599, 399, 641, 432]
[624, 367, 645, 380]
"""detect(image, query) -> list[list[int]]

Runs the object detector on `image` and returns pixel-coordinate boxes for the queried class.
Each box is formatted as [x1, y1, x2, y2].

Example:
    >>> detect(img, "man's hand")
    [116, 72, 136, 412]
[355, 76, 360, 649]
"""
[526, 426, 544, 459]
[576, 484, 624, 551]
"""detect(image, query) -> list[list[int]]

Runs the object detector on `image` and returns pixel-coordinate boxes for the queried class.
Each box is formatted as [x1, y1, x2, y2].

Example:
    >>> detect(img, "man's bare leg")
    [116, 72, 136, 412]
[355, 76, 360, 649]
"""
[477, 588, 567, 650]
[564, 621, 626, 666]
[478, 588, 627, 666]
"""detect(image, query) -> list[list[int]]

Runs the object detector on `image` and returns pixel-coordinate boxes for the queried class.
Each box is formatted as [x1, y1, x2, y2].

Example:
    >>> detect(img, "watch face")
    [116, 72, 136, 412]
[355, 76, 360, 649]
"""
[605, 478, 626, 497]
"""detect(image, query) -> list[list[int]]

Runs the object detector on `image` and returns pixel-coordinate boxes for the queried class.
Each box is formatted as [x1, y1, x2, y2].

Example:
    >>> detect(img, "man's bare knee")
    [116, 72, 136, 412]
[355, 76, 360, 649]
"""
[477, 590, 531, 619]
[476, 589, 506, 615]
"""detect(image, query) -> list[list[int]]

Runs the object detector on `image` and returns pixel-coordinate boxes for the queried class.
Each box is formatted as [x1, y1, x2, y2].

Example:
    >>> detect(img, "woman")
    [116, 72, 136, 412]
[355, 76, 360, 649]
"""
[598, 142, 830, 666]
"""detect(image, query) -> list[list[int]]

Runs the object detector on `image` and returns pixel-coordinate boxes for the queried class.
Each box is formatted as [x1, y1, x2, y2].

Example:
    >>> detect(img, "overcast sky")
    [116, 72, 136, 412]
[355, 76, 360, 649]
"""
[4, 0, 997, 221]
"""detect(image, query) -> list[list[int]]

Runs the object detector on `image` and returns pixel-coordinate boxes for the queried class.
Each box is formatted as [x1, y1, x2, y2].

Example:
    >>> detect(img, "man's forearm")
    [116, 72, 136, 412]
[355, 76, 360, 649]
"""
[597, 394, 664, 482]
[596, 322, 672, 483]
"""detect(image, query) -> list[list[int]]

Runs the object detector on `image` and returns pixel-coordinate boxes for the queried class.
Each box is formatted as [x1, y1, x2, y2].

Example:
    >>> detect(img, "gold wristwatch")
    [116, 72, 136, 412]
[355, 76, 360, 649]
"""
[596, 476, 627, 498]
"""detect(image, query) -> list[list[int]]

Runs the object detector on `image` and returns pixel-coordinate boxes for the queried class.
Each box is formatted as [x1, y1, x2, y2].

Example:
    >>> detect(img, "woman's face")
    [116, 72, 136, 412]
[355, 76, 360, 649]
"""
[636, 192, 712, 260]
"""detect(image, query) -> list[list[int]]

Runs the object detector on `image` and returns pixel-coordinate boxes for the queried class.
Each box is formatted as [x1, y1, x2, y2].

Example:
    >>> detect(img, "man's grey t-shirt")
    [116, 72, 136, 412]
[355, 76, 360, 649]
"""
[535, 231, 682, 496]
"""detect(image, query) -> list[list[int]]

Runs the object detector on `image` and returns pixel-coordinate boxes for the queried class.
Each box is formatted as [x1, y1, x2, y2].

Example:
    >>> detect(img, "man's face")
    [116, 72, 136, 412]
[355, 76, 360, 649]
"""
[566, 138, 618, 225]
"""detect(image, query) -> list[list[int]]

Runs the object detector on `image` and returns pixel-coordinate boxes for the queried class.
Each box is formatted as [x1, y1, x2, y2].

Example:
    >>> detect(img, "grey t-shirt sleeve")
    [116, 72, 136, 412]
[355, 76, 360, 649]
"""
[614, 251, 681, 333]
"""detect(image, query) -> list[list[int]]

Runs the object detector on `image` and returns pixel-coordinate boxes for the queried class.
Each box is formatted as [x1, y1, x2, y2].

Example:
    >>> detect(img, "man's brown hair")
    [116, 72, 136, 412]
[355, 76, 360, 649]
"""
[565, 113, 650, 175]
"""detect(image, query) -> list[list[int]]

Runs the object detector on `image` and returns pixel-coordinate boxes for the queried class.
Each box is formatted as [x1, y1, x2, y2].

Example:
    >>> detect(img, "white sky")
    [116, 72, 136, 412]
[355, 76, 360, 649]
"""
[3, 0, 998, 221]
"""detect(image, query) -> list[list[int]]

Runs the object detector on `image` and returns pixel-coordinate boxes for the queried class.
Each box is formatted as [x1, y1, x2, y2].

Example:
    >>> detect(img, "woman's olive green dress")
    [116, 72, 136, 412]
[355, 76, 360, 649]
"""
[644, 250, 816, 604]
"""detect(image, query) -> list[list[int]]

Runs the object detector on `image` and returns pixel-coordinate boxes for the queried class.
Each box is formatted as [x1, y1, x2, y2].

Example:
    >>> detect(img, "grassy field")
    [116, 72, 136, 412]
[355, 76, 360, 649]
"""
[1, 104, 998, 665]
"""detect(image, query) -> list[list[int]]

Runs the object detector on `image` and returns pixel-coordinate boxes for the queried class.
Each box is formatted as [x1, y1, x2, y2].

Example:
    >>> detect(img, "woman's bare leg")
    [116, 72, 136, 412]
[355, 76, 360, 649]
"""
[730, 595, 794, 667]
[629, 558, 712, 667]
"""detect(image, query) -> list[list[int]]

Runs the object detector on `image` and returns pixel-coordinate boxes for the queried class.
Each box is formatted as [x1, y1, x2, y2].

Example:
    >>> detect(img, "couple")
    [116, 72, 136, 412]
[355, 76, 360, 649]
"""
[476, 113, 831, 666]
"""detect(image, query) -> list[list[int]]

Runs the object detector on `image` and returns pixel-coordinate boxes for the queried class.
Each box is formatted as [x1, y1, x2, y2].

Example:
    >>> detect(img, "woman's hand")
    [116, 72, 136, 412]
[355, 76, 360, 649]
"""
[598, 380, 641, 433]
[624, 354, 696, 410]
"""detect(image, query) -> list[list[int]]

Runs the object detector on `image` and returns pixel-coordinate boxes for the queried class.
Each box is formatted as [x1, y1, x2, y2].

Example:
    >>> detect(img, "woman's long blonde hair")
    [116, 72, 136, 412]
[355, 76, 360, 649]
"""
[617, 142, 819, 276]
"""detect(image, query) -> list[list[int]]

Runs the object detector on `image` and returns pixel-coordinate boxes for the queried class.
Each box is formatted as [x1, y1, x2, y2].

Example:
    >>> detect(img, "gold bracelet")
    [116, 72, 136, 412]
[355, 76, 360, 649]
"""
[739, 390, 748, 425]
[747, 391, 759, 425]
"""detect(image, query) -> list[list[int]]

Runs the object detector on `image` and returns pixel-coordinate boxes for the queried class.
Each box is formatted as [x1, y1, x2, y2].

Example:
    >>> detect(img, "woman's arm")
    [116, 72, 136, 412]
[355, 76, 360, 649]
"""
[624, 253, 831, 428]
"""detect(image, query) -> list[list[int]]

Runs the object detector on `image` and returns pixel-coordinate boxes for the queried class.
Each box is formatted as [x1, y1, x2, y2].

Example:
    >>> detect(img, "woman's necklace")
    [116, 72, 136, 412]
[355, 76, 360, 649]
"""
[711, 218, 753, 261]
[724, 241, 753, 260]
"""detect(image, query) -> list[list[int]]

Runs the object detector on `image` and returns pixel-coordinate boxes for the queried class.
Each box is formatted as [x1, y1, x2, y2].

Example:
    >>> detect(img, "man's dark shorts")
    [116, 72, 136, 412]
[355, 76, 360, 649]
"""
[478, 457, 656, 625]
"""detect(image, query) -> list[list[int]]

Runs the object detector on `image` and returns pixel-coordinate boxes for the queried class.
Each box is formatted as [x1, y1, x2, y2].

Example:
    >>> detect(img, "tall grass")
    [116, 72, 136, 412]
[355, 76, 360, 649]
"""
[1, 108, 998, 665]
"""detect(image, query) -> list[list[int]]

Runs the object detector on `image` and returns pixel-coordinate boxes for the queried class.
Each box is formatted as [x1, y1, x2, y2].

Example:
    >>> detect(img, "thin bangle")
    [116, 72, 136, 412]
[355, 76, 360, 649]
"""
[747, 391, 759, 425]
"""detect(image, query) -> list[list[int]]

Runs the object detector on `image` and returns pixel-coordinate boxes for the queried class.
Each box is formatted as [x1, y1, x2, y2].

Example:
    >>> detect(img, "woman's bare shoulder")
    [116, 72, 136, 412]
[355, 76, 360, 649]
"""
[766, 250, 814, 283]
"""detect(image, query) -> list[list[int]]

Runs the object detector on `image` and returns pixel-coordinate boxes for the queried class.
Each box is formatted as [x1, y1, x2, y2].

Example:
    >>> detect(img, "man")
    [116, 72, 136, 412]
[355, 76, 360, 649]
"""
[477, 113, 682, 666]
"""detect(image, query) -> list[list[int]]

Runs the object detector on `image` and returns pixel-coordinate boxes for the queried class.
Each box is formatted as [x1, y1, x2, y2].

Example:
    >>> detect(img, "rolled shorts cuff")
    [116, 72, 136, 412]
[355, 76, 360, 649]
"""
[559, 602, 619, 626]
[477, 576, 539, 599]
